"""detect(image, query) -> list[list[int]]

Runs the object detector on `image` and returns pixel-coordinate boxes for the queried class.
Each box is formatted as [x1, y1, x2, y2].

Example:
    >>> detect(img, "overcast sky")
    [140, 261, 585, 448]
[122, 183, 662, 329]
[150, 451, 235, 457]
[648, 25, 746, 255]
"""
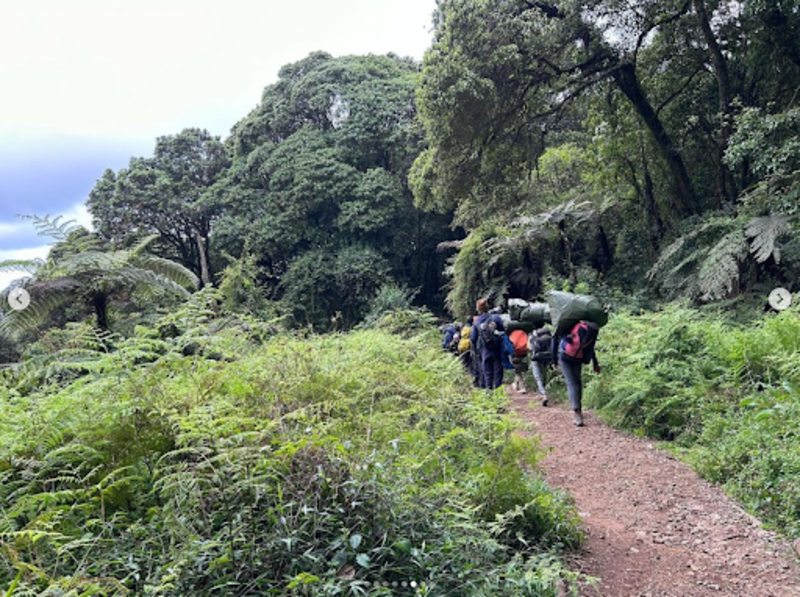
[0, 0, 437, 292]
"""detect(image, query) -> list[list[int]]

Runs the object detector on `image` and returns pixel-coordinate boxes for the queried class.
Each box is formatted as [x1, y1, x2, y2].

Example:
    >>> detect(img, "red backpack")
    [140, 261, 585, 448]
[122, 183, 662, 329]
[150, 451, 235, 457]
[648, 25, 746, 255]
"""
[560, 321, 598, 364]
[509, 329, 529, 357]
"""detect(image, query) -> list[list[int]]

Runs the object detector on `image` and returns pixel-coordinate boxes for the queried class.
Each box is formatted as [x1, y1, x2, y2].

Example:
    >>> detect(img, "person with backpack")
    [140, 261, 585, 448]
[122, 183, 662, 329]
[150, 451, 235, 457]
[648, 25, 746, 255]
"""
[441, 322, 462, 352]
[508, 328, 530, 393]
[470, 298, 506, 390]
[458, 316, 480, 386]
[529, 324, 553, 405]
[552, 320, 601, 427]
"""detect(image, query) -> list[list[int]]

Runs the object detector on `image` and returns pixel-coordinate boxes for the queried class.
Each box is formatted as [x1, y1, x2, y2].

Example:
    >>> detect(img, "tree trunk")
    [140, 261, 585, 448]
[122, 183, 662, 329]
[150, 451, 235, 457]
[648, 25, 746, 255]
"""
[596, 224, 613, 273]
[612, 62, 698, 217]
[694, 0, 737, 204]
[195, 230, 211, 287]
[93, 291, 109, 332]
[558, 221, 578, 287]
[640, 134, 666, 245]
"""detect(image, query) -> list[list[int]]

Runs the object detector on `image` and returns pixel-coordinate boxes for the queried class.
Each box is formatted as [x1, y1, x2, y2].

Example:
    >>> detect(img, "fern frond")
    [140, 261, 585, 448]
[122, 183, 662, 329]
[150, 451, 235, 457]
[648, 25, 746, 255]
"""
[745, 214, 794, 263]
[698, 230, 748, 301]
[0, 281, 78, 336]
[135, 255, 200, 289]
[0, 259, 44, 274]
[57, 251, 125, 275]
[18, 214, 83, 241]
[648, 229, 700, 280]
[127, 234, 161, 256]
[114, 267, 193, 298]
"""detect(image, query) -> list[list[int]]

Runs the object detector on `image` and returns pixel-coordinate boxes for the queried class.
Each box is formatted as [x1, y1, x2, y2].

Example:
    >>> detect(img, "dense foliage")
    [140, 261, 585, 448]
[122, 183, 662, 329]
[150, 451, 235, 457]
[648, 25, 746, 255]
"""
[0, 301, 584, 595]
[414, 0, 800, 310]
[86, 53, 458, 329]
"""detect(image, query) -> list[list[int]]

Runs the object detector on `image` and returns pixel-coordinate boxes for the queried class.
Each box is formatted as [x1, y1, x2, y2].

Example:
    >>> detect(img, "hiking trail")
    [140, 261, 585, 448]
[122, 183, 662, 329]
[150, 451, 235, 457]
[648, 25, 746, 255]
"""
[508, 389, 800, 597]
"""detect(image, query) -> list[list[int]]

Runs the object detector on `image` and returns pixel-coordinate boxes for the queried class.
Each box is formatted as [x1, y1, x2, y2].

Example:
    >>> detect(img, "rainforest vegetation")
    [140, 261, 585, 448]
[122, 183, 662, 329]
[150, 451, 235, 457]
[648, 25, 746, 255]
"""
[1, 1, 799, 594]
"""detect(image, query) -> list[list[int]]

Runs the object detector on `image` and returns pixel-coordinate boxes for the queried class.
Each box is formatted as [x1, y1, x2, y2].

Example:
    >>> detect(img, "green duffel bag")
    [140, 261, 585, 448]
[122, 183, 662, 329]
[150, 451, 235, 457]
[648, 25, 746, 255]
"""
[519, 302, 551, 327]
[507, 298, 530, 321]
[503, 317, 535, 334]
[547, 291, 608, 335]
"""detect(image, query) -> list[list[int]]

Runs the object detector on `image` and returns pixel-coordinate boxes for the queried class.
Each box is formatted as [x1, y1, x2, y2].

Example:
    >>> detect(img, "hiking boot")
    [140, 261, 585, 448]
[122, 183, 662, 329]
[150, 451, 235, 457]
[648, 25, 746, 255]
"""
[573, 411, 584, 427]
[541, 396, 548, 407]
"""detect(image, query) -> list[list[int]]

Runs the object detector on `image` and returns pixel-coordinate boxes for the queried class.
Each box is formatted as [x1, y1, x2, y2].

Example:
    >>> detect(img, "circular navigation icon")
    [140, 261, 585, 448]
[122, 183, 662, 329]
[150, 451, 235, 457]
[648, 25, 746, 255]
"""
[768, 287, 792, 311]
[8, 287, 30, 311]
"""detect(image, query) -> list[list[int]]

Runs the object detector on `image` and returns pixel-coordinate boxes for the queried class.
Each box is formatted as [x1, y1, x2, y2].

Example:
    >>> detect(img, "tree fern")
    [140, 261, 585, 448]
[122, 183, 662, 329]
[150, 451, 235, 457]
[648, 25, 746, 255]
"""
[648, 214, 742, 300]
[0, 215, 199, 336]
[746, 214, 794, 264]
[649, 211, 797, 301]
[698, 230, 749, 301]
[0, 259, 44, 275]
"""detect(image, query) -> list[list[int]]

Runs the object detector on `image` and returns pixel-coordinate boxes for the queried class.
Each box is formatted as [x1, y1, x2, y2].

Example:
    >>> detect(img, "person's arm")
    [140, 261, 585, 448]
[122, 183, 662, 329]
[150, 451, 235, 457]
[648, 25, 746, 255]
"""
[550, 334, 559, 364]
[592, 352, 601, 373]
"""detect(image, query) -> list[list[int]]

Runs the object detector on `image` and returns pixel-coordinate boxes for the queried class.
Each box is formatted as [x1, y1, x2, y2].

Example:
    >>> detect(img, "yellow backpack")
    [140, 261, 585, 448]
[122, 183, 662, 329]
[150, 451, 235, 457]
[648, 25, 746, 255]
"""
[458, 325, 472, 353]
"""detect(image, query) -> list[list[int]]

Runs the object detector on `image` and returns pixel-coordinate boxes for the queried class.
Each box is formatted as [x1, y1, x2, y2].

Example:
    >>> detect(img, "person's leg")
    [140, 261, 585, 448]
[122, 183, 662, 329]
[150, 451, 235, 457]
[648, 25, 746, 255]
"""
[481, 353, 493, 389]
[488, 355, 504, 390]
[470, 350, 481, 387]
[495, 357, 505, 389]
[513, 358, 528, 393]
[531, 361, 548, 404]
[559, 359, 584, 425]
[513, 372, 527, 393]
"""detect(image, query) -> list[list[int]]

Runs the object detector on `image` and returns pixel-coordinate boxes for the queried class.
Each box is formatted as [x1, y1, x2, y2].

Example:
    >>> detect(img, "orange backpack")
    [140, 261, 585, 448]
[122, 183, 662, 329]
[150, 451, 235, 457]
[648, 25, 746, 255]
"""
[509, 329, 529, 357]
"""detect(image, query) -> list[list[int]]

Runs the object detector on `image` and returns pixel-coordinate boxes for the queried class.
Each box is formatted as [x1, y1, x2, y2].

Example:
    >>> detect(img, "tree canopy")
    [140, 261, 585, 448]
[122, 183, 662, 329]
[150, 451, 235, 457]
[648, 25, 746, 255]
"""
[413, 0, 800, 310]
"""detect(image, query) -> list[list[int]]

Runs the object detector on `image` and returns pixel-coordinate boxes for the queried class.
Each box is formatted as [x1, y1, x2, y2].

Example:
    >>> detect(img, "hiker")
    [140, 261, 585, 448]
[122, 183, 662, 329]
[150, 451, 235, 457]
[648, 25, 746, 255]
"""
[529, 324, 553, 405]
[459, 316, 479, 385]
[508, 328, 530, 393]
[470, 298, 505, 390]
[553, 320, 601, 427]
[441, 322, 462, 352]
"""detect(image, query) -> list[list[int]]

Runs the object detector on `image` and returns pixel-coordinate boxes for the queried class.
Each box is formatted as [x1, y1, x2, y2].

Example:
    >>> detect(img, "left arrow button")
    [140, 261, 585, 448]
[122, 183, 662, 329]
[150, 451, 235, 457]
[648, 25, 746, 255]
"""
[8, 288, 30, 311]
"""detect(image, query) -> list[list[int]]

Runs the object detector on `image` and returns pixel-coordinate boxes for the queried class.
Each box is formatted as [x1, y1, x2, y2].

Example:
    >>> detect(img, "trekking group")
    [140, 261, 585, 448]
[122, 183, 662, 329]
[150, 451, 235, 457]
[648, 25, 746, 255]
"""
[441, 292, 605, 427]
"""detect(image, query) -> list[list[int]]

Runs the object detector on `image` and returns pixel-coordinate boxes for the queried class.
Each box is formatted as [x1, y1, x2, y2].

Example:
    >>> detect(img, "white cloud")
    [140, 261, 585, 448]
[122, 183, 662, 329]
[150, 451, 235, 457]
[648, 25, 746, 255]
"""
[60, 203, 94, 232]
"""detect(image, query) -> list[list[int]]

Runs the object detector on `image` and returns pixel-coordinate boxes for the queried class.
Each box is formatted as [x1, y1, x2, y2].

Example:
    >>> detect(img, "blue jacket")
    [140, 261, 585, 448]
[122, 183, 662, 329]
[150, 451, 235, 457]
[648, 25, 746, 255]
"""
[500, 334, 515, 370]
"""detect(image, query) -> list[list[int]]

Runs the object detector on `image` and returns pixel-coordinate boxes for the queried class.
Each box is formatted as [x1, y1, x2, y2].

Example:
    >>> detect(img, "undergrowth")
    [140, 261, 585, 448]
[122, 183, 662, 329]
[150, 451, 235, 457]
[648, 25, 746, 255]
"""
[0, 308, 583, 595]
[585, 298, 800, 539]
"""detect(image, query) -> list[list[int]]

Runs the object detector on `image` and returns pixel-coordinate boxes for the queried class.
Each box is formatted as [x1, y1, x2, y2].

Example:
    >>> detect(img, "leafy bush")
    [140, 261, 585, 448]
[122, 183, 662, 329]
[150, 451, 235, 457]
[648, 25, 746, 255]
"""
[360, 283, 418, 329]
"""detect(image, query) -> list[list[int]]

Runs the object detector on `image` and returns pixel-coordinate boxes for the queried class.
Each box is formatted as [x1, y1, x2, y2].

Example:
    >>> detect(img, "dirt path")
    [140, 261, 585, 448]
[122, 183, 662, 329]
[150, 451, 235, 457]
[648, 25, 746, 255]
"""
[508, 389, 800, 597]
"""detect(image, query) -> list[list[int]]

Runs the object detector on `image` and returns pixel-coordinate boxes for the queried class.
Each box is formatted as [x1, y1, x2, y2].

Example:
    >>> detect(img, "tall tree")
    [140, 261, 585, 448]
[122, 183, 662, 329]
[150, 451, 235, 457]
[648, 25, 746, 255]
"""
[88, 128, 230, 286]
[214, 52, 457, 327]
[415, 0, 800, 222]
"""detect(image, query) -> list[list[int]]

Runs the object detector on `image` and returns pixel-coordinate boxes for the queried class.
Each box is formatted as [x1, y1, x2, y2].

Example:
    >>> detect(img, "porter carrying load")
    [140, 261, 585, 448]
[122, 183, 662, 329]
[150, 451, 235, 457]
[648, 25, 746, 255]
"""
[547, 290, 608, 335]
